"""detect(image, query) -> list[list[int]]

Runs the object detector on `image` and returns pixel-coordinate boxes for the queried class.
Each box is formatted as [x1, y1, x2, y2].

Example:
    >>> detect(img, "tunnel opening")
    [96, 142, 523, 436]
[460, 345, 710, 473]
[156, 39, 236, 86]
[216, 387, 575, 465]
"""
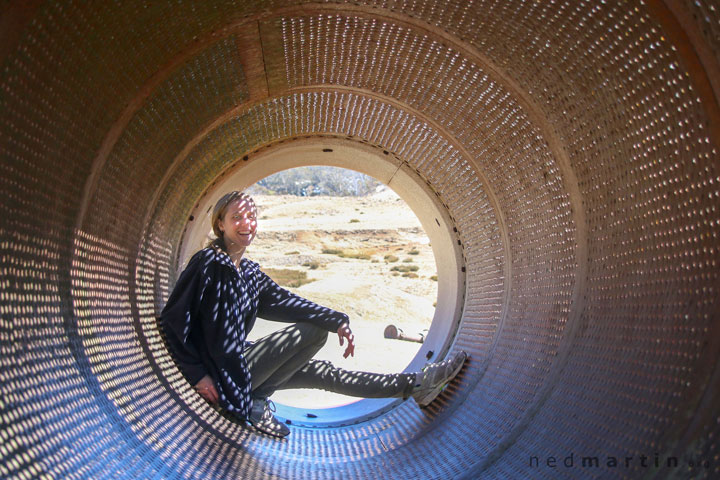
[165, 142, 465, 426]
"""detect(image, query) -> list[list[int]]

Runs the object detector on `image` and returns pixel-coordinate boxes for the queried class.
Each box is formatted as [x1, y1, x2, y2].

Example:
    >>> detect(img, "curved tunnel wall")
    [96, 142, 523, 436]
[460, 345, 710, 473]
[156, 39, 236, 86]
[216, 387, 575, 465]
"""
[1, 1, 719, 479]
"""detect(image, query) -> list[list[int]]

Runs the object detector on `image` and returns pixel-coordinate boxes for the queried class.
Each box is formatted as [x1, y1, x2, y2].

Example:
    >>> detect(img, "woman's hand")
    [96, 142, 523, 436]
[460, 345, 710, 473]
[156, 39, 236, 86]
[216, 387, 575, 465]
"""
[337, 322, 355, 358]
[194, 375, 219, 405]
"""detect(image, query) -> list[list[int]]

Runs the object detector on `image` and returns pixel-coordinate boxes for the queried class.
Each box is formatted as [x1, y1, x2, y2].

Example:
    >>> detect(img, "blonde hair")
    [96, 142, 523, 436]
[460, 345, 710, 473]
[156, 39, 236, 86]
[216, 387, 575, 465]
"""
[210, 191, 255, 250]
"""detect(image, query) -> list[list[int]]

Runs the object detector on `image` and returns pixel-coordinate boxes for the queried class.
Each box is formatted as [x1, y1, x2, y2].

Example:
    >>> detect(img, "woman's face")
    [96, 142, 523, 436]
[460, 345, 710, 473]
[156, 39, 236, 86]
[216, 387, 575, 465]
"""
[218, 197, 257, 250]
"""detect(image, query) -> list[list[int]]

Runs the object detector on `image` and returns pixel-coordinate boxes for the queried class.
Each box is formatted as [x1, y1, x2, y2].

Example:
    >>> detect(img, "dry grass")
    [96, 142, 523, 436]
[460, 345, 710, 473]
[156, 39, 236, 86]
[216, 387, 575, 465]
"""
[341, 250, 373, 260]
[322, 248, 374, 260]
[391, 265, 419, 273]
[263, 268, 315, 288]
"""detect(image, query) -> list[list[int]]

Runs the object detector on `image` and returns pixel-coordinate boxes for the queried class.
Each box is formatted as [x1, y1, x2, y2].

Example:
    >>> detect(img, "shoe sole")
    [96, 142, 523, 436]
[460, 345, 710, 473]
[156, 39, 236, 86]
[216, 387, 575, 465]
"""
[415, 352, 467, 408]
[248, 421, 290, 438]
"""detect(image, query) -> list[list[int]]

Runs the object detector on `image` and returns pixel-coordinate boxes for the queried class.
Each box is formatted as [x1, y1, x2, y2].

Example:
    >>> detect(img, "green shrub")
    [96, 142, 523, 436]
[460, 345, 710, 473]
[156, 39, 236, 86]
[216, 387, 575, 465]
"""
[349, 218, 360, 223]
[408, 248, 419, 255]
[302, 261, 320, 270]
[403, 257, 413, 263]
[384, 254, 399, 263]
[402, 272, 419, 278]
[430, 275, 438, 281]
[285, 250, 300, 255]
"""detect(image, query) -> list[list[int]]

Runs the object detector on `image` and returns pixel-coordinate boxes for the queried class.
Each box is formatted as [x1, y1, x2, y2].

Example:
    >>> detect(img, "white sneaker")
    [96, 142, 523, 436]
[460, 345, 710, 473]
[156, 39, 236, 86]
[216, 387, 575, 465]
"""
[412, 351, 467, 407]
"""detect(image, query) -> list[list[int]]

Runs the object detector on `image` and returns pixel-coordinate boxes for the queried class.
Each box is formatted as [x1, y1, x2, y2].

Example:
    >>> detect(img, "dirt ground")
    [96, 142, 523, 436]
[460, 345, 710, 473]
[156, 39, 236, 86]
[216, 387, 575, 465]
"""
[243, 188, 437, 408]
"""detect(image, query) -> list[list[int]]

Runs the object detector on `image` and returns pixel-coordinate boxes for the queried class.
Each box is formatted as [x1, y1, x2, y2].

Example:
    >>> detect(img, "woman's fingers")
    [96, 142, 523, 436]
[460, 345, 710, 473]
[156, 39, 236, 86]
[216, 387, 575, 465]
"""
[343, 334, 355, 358]
[195, 375, 219, 404]
[203, 386, 219, 405]
[337, 323, 355, 358]
[337, 323, 350, 346]
[207, 384, 219, 404]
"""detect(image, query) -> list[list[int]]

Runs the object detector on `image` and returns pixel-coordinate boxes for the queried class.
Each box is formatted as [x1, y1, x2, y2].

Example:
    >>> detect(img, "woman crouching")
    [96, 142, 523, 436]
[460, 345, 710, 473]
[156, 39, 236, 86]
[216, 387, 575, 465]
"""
[160, 191, 467, 437]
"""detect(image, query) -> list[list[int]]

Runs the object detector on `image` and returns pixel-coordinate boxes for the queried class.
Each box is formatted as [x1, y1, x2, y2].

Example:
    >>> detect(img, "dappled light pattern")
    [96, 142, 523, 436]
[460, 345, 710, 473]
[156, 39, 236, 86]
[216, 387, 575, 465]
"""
[245, 323, 415, 401]
[282, 359, 416, 399]
[1, 0, 720, 478]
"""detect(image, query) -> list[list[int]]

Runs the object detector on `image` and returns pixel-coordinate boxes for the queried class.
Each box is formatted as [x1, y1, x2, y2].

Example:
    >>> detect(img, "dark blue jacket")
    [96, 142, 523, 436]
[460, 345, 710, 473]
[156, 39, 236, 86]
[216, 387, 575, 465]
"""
[160, 246, 348, 419]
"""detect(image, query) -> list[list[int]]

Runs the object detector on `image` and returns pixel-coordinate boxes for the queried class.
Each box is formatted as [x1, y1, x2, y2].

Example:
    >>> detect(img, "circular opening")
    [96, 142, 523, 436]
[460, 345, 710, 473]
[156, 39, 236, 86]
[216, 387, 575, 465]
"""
[177, 138, 465, 426]
[242, 166, 437, 409]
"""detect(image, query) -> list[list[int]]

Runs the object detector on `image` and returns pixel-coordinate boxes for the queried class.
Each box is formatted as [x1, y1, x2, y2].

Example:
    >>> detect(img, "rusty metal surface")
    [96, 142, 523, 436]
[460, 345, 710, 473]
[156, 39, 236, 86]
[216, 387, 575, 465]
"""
[1, 1, 719, 479]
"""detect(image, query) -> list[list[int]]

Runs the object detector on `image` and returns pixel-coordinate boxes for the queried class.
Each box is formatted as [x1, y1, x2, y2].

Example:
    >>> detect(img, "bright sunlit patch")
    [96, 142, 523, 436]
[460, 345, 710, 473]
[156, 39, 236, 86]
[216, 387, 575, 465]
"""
[244, 166, 437, 409]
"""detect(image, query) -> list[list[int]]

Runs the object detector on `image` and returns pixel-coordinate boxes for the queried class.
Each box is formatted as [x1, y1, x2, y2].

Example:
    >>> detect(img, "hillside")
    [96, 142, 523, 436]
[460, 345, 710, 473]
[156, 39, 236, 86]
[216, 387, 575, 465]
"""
[246, 165, 382, 197]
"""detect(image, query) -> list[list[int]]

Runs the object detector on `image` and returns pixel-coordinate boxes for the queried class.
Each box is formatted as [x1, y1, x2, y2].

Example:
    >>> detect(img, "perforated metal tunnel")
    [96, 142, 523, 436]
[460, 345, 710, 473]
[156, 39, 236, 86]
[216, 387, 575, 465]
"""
[1, 1, 719, 479]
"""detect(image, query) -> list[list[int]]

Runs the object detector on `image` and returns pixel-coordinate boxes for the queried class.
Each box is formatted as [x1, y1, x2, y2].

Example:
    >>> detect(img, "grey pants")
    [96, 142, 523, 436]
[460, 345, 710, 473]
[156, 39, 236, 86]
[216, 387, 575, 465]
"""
[245, 323, 417, 400]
